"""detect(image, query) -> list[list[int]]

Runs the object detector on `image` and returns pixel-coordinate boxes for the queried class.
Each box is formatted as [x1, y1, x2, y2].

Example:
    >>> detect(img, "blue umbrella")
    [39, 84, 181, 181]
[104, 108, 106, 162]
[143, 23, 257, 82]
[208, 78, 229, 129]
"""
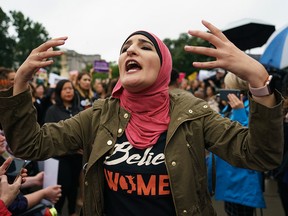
[260, 25, 288, 70]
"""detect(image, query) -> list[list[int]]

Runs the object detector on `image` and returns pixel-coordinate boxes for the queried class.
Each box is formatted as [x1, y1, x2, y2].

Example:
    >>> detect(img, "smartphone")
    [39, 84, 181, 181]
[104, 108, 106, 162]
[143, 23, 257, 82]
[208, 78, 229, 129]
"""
[6, 158, 30, 184]
[219, 89, 241, 101]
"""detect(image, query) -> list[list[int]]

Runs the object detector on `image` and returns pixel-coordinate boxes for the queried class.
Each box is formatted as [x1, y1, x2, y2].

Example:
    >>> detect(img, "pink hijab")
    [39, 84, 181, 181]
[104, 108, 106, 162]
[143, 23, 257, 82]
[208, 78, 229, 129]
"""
[112, 31, 172, 149]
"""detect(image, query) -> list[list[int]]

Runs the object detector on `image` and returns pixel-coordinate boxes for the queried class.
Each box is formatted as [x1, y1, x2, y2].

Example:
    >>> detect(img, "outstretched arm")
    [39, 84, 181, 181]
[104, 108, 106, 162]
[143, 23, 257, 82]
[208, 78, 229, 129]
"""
[21, 171, 44, 189]
[184, 20, 276, 107]
[13, 37, 68, 96]
[24, 185, 62, 208]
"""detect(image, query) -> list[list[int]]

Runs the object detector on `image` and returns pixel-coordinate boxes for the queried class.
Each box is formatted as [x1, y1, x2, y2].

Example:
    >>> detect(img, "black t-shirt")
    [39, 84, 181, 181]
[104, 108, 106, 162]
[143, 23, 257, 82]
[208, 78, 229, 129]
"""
[103, 132, 176, 216]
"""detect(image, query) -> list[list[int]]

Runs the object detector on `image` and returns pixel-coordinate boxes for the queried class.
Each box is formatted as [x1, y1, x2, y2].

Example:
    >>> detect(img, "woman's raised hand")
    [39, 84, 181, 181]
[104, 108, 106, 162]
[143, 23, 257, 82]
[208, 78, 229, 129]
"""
[13, 36, 68, 96]
[184, 20, 268, 88]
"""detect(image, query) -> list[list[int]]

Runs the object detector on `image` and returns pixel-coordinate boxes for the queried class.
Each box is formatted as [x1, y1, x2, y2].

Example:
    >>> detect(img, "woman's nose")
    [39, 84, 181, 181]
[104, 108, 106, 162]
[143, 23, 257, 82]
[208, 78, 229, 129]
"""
[126, 46, 136, 56]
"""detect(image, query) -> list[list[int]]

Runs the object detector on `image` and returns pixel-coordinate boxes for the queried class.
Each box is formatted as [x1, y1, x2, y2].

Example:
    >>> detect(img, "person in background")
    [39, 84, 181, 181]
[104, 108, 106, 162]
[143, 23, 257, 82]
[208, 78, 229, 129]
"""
[273, 98, 288, 215]
[179, 78, 189, 91]
[205, 85, 220, 112]
[74, 72, 95, 109]
[204, 67, 226, 91]
[0, 67, 16, 91]
[45, 79, 82, 216]
[69, 70, 79, 87]
[208, 72, 266, 216]
[189, 79, 201, 94]
[93, 79, 107, 100]
[105, 78, 119, 98]
[69, 72, 92, 207]
[29, 82, 55, 126]
[168, 68, 180, 90]
[0, 67, 16, 88]
[0, 20, 284, 215]
[0, 129, 62, 215]
[73, 72, 94, 207]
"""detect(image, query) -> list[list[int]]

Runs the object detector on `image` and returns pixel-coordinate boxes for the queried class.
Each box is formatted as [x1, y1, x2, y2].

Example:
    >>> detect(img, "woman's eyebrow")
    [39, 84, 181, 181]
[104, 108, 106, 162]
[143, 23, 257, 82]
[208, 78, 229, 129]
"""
[138, 38, 154, 46]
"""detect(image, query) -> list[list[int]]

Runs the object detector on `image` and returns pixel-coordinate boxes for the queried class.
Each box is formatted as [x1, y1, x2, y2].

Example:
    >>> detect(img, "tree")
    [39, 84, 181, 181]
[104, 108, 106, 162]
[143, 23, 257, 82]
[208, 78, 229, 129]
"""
[109, 61, 119, 79]
[0, 8, 16, 67]
[0, 8, 62, 72]
[10, 10, 51, 68]
[163, 33, 214, 76]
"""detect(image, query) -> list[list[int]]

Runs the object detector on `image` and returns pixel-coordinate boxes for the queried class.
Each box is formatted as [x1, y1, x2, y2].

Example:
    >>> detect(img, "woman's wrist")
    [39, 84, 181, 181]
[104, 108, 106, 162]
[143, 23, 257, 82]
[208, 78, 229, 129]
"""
[249, 75, 273, 97]
[243, 60, 268, 88]
[13, 81, 29, 96]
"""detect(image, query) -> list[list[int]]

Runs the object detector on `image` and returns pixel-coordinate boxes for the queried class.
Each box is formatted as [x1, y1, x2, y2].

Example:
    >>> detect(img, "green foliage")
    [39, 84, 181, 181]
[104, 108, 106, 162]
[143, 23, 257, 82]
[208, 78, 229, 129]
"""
[92, 72, 109, 80]
[85, 63, 93, 73]
[0, 8, 16, 67]
[110, 61, 119, 79]
[0, 8, 62, 72]
[10, 10, 50, 66]
[0, 7, 215, 78]
[163, 33, 215, 77]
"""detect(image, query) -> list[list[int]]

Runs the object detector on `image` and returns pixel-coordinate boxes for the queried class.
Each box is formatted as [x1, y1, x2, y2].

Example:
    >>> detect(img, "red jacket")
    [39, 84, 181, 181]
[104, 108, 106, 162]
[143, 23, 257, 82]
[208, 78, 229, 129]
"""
[0, 200, 12, 216]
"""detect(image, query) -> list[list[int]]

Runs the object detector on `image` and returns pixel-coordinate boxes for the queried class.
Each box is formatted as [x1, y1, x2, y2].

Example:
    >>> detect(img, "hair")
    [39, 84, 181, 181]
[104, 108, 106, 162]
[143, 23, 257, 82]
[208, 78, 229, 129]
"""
[54, 79, 80, 110]
[0, 72, 9, 90]
[224, 72, 249, 91]
[35, 83, 47, 97]
[0, 67, 14, 77]
[169, 68, 180, 87]
[120, 31, 163, 64]
[74, 72, 94, 99]
[0, 67, 14, 90]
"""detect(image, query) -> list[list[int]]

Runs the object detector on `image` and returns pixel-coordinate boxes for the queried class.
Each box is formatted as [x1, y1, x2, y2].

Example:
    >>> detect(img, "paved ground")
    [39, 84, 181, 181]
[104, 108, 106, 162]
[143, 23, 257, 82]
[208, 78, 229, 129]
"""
[212, 178, 285, 216]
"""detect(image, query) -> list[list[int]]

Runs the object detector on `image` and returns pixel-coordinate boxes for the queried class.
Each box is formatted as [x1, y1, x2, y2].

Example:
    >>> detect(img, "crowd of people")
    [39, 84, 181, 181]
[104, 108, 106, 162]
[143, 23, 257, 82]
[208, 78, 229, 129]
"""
[0, 20, 286, 216]
[0, 66, 115, 215]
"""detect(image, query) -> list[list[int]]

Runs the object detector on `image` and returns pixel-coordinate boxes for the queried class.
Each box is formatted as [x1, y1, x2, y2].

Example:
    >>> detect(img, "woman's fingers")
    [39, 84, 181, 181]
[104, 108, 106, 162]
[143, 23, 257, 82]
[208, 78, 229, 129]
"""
[0, 157, 13, 175]
[201, 20, 230, 43]
[33, 36, 68, 54]
[29, 37, 67, 62]
[17, 37, 67, 76]
[184, 20, 247, 73]
[13, 36, 68, 95]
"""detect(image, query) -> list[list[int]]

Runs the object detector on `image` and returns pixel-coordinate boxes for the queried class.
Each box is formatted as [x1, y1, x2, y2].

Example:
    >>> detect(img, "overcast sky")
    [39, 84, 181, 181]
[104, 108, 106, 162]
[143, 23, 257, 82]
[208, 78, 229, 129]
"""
[1, 0, 288, 62]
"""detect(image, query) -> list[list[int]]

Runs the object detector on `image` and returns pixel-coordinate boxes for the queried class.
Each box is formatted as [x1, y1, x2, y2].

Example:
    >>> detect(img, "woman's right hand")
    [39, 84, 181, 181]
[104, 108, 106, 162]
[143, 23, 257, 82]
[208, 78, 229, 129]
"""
[43, 185, 62, 204]
[0, 175, 22, 206]
[13, 36, 68, 96]
[227, 94, 244, 109]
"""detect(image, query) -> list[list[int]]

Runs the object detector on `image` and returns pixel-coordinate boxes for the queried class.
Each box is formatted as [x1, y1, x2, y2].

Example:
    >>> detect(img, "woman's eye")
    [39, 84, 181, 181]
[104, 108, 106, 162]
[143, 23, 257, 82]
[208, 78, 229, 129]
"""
[121, 47, 128, 53]
[142, 46, 152, 50]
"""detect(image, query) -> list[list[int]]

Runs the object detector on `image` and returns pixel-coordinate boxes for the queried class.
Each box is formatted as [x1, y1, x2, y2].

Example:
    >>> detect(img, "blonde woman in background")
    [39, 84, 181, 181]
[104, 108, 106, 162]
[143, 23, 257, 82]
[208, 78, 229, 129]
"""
[208, 72, 266, 216]
[74, 72, 95, 110]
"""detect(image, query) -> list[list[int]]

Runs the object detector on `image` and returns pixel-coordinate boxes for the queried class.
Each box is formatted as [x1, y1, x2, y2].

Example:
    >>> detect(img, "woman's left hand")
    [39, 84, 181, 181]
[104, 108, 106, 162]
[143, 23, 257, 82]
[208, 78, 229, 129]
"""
[184, 20, 268, 88]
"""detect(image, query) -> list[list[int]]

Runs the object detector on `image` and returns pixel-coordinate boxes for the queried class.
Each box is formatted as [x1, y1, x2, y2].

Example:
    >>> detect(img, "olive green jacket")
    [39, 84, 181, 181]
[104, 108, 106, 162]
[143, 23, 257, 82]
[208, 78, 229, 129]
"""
[0, 88, 284, 216]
